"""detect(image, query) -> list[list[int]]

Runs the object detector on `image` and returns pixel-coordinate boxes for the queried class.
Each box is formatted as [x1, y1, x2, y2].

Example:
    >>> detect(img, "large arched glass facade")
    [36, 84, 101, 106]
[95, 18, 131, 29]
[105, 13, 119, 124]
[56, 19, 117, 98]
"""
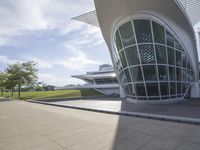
[113, 18, 195, 102]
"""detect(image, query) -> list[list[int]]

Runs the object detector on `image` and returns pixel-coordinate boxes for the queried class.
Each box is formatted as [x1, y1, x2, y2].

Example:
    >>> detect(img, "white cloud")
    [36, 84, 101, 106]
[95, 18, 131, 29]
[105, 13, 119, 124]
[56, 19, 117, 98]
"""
[0, 0, 95, 46]
[24, 56, 53, 69]
[54, 49, 101, 71]
[55, 26, 105, 71]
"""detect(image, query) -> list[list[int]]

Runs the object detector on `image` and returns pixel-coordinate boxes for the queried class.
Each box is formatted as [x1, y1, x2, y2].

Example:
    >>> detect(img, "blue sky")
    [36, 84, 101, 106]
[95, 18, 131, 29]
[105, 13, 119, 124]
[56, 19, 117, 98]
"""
[0, 0, 111, 86]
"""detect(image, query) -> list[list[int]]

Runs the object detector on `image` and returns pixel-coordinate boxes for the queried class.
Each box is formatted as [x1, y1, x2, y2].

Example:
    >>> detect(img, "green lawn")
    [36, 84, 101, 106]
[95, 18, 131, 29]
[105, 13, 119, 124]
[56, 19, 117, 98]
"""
[2, 89, 103, 100]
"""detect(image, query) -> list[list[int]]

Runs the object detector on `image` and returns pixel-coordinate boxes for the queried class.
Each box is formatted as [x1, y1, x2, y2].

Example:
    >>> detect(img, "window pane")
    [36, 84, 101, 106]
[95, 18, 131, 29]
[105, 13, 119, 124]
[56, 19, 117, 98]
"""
[124, 69, 131, 83]
[182, 83, 186, 94]
[156, 45, 167, 64]
[129, 66, 143, 82]
[166, 31, 174, 47]
[176, 51, 181, 66]
[134, 20, 152, 43]
[115, 30, 123, 51]
[124, 46, 139, 66]
[181, 69, 186, 81]
[186, 58, 191, 70]
[167, 47, 175, 65]
[143, 65, 157, 81]
[121, 72, 129, 85]
[152, 21, 165, 44]
[119, 50, 127, 68]
[135, 83, 146, 96]
[170, 82, 176, 95]
[182, 54, 186, 68]
[119, 22, 135, 47]
[123, 85, 129, 95]
[160, 82, 169, 96]
[175, 39, 183, 51]
[176, 68, 181, 81]
[177, 83, 181, 94]
[128, 84, 135, 96]
[158, 65, 168, 81]
[146, 83, 159, 96]
[186, 70, 191, 82]
[169, 67, 175, 81]
[138, 44, 155, 64]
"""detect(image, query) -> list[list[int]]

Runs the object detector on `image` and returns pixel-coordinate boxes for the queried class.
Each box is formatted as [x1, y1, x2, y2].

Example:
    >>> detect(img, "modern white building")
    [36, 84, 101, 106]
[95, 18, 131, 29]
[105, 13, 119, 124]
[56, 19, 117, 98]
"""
[72, 64, 120, 96]
[73, 0, 200, 103]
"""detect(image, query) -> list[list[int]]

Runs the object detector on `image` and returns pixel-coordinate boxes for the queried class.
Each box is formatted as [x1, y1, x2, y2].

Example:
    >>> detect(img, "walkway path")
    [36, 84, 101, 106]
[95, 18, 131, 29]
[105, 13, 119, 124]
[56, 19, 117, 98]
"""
[0, 99, 200, 150]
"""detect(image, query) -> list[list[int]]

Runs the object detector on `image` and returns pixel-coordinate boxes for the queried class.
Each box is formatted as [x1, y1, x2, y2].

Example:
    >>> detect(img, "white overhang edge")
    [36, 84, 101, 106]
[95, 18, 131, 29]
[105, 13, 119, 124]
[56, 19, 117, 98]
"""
[71, 0, 200, 27]
[71, 10, 99, 27]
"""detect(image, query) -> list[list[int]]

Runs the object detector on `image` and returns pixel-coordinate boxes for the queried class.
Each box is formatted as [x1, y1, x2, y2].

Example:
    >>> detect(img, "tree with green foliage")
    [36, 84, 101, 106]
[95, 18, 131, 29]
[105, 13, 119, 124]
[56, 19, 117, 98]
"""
[6, 61, 38, 97]
[0, 71, 7, 96]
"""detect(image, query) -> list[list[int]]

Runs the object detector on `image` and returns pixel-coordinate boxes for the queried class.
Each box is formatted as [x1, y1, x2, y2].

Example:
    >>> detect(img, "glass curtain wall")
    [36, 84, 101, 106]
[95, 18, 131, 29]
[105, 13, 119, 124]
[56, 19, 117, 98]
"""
[113, 19, 195, 101]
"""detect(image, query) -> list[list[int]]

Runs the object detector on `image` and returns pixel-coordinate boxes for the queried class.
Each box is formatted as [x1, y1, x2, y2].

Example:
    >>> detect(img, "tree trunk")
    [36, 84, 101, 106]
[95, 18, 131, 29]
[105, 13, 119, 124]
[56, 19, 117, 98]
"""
[1, 86, 3, 97]
[12, 89, 14, 97]
[18, 78, 21, 97]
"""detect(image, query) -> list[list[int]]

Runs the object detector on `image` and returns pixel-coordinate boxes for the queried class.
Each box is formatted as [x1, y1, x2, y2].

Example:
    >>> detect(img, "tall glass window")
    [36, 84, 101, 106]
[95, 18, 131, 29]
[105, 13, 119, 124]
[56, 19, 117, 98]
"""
[156, 45, 167, 64]
[146, 83, 159, 96]
[119, 21, 136, 47]
[152, 21, 165, 44]
[115, 30, 123, 51]
[134, 20, 152, 43]
[124, 46, 139, 66]
[129, 66, 143, 82]
[143, 65, 157, 81]
[166, 31, 174, 47]
[138, 44, 155, 64]
[167, 47, 175, 65]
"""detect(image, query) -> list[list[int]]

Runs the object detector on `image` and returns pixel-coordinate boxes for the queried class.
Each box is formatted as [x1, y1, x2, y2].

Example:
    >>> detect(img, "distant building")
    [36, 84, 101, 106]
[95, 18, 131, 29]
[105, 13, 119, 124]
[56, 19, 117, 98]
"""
[72, 64, 120, 96]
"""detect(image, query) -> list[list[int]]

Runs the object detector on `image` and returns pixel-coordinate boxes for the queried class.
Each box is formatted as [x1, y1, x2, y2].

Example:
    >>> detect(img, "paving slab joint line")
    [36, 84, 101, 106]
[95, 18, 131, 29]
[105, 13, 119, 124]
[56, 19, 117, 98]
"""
[27, 100, 200, 126]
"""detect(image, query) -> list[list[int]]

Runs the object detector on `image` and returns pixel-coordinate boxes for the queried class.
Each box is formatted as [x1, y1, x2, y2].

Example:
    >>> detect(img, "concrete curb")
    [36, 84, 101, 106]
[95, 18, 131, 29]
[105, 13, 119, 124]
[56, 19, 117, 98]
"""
[27, 100, 200, 126]
[33, 95, 114, 102]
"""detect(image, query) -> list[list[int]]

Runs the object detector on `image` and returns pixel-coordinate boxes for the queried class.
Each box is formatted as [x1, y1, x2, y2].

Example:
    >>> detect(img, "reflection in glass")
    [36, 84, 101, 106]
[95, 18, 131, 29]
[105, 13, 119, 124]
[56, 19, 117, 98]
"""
[166, 31, 174, 47]
[169, 67, 175, 81]
[176, 51, 181, 66]
[158, 65, 168, 81]
[182, 83, 186, 94]
[134, 20, 152, 43]
[127, 84, 135, 95]
[139, 44, 155, 64]
[167, 47, 175, 65]
[119, 21, 135, 47]
[124, 69, 131, 83]
[124, 46, 139, 66]
[160, 82, 169, 96]
[175, 39, 183, 51]
[176, 68, 181, 81]
[182, 54, 187, 68]
[129, 66, 143, 82]
[135, 83, 146, 97]
[115, 30, 123, 51]
[152, 21, 165, 44]
[143, 65, 157, 81]
[119, 50, 127, 68]
[177, 83, 181, 94]
[170, 82, 176, 95]
[146, 83, 159, 96]
[156, 45, 167, 64]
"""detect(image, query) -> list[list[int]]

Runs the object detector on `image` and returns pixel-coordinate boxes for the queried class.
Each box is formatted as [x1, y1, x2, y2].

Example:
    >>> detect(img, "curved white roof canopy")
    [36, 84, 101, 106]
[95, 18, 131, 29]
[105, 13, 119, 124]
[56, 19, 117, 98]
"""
[72, 72, 116, 80]
[72, 0, 200, 27]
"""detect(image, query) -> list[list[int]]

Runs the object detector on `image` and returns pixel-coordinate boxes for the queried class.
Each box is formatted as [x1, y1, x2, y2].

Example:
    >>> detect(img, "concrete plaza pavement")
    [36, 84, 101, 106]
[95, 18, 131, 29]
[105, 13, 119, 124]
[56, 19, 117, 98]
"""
[0, 99, 200, 150]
